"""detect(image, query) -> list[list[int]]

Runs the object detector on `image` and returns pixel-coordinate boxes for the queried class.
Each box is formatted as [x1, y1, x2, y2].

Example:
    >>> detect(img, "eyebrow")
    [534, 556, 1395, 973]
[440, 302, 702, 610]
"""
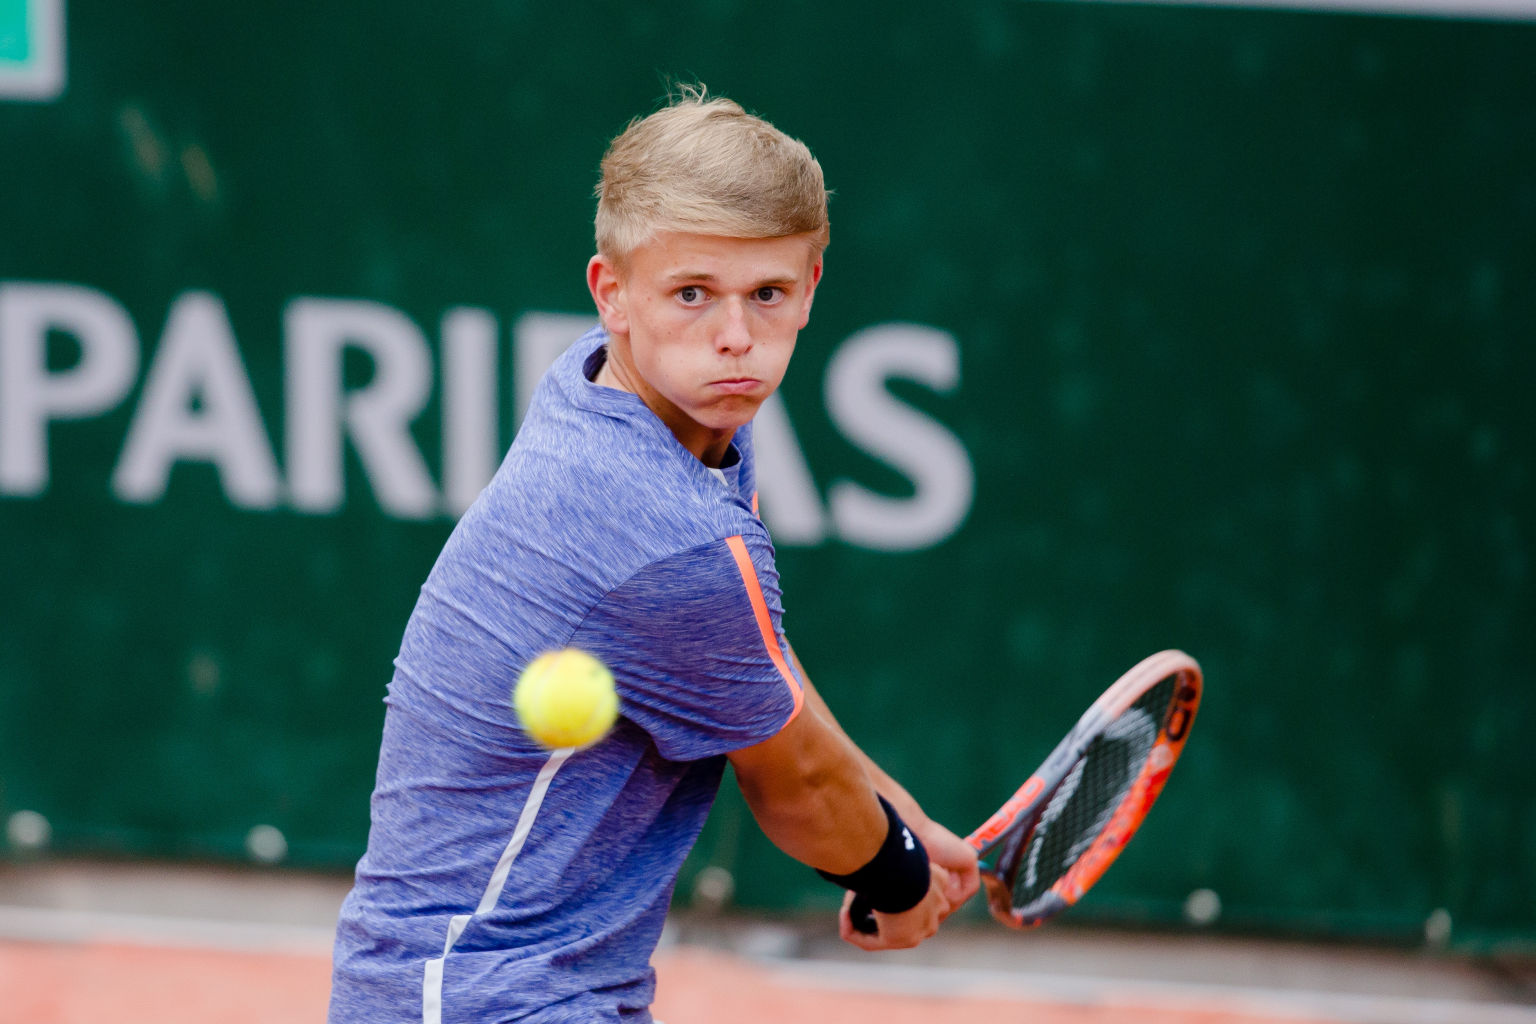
[664, 270, 800, 287]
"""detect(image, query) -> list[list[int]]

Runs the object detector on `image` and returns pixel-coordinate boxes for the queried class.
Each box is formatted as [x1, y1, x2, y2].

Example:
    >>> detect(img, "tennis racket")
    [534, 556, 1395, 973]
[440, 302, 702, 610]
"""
[853, 649, 1202, 932]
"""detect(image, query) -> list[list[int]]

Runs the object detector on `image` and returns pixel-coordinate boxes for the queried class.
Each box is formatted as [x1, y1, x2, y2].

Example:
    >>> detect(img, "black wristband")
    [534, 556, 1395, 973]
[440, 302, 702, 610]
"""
[816, 795, 930, 914]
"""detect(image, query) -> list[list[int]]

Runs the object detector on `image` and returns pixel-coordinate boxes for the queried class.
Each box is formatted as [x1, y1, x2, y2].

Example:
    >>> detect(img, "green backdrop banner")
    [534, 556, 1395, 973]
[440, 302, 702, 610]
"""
[2, 1, 1532, 949]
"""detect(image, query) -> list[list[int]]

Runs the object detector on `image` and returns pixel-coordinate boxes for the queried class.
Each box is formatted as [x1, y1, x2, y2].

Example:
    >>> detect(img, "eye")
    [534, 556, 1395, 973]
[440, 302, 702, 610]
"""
[754, 286, 784, 303]
[677, 285, 707, 305]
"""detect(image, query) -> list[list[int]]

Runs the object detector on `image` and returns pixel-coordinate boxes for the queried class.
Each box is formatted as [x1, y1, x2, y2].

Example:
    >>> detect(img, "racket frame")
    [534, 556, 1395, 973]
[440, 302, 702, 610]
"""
[968, 648, 1202, 929]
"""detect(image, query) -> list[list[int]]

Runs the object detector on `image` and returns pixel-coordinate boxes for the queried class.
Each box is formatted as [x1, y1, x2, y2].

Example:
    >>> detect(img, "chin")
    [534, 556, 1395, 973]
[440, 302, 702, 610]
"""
[696, 401, 763, 433]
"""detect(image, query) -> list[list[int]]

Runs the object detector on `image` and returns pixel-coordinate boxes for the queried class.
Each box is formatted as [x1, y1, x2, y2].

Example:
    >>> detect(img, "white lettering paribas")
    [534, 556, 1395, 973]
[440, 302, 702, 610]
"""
[0, 282, 974, 551]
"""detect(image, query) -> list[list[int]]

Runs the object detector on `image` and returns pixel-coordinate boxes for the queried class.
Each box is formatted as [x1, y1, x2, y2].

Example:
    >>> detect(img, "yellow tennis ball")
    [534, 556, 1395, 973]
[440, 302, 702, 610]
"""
[513, 648, 619, 749]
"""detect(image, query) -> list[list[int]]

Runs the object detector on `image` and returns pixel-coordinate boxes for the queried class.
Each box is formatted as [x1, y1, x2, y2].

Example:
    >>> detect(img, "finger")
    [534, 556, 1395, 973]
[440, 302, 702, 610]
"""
[929, 865, 956, 916]
[919, 825, 980, 871]
[933, 865, 970, 902]
[847, 895, 878, 935]
[844, 916, 904, 951]
[838, 905, 877, 948]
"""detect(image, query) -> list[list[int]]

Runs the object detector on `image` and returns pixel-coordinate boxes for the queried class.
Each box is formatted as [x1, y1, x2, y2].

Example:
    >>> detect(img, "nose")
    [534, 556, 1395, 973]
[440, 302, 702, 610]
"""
[715, 299, 752, 356]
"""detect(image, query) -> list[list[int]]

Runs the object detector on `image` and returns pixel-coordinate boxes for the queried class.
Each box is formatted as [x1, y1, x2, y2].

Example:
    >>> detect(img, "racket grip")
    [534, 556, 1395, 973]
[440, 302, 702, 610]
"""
[848, 894, 878, 934]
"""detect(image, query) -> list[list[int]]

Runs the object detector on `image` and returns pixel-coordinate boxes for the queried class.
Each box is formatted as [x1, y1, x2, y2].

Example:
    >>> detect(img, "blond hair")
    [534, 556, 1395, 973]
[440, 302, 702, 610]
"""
[594, 86, 830, 261]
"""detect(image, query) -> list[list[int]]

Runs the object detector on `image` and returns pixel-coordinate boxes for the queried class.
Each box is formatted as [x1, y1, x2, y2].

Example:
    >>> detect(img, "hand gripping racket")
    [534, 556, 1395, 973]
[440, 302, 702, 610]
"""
[853, 649, 1202, 932]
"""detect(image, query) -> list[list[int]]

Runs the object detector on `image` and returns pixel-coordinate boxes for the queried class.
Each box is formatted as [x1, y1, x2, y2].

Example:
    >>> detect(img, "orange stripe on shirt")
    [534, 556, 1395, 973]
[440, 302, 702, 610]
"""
[724, 534, 805, 725]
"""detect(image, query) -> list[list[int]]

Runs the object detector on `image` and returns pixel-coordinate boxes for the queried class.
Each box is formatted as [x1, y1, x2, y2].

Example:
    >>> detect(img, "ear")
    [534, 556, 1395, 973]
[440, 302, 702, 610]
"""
[796, 255, 824, 330]
[587, 254, 630, 336]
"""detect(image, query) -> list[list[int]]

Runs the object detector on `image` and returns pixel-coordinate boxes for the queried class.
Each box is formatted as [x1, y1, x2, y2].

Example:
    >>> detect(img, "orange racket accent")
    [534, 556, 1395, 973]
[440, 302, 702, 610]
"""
[1049, 670, 1200, 912]
[969, 777, 1046, 850]
[724, 535, 805, 722]
[989, 652, 1200, 930]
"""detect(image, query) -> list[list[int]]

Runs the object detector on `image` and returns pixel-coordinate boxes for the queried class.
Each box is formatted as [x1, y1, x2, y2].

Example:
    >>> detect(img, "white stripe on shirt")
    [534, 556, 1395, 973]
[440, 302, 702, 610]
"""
[423, 746, 575, 1024]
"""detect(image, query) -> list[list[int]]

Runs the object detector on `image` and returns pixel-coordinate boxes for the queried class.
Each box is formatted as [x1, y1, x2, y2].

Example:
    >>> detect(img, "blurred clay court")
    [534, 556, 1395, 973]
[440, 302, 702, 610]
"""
[2, 860, 1532, 1024]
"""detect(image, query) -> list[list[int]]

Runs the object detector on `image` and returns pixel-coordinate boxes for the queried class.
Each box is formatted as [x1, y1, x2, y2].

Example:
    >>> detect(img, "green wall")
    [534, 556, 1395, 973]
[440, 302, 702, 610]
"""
[2, 1, 1532, 949]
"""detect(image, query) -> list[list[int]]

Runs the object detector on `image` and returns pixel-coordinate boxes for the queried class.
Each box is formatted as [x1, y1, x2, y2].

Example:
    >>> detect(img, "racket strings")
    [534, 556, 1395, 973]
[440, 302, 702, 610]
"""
[1004, 676, 1176, 910]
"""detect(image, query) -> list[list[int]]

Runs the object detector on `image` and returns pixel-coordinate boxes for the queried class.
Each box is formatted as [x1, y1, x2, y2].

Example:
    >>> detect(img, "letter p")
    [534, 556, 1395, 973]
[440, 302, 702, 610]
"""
[0, 283, 139, 495]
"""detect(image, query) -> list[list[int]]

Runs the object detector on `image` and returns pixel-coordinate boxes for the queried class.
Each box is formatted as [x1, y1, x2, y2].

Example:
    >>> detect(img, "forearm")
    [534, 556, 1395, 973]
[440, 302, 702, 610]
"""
[728, 704, 886, 875]
[782, 643, 983, 937]
[789, 648, 930, 828]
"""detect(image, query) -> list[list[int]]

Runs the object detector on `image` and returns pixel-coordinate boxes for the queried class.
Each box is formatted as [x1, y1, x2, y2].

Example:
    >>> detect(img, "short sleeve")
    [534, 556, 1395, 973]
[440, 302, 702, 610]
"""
[571, 534, 804, 762]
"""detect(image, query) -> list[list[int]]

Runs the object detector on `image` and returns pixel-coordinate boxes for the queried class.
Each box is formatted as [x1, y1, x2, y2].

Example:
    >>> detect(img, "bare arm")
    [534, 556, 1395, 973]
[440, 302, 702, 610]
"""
[792, 650, 924, 823]
[727, 692, 954, 949]
[726, 698, 884, 874]
[786, 645, 982, 921]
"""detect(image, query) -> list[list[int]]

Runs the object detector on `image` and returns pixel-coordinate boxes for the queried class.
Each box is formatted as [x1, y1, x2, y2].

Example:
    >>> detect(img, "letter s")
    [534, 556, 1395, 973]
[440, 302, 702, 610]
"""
[824, 324, 974, 551]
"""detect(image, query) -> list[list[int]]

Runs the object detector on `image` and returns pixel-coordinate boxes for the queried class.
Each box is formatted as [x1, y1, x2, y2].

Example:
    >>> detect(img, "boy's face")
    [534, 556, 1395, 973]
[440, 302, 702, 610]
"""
[587, 231, 823, 465]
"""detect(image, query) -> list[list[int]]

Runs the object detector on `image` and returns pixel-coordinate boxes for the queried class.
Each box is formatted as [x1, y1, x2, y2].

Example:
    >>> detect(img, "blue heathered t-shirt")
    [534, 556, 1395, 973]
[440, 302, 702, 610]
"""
[328, 326, 804, 1024]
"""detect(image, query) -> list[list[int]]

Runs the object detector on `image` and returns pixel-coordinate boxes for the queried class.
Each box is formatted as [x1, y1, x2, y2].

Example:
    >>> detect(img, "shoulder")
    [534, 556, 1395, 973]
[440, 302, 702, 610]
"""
[468, 329, 765, 581]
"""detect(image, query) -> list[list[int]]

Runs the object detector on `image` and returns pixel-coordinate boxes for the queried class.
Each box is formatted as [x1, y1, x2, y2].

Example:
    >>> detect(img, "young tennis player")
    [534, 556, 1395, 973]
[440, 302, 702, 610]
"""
[328, 87, 979, 1023]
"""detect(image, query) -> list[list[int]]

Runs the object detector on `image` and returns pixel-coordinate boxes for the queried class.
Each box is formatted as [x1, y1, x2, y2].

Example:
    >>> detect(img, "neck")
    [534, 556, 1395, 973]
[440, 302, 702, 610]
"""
[595, 341, 734, 468]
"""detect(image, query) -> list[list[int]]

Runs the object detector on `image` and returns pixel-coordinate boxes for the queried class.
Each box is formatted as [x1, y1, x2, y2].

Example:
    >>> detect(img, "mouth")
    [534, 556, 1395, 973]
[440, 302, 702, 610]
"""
[708, 378, 763, 395]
